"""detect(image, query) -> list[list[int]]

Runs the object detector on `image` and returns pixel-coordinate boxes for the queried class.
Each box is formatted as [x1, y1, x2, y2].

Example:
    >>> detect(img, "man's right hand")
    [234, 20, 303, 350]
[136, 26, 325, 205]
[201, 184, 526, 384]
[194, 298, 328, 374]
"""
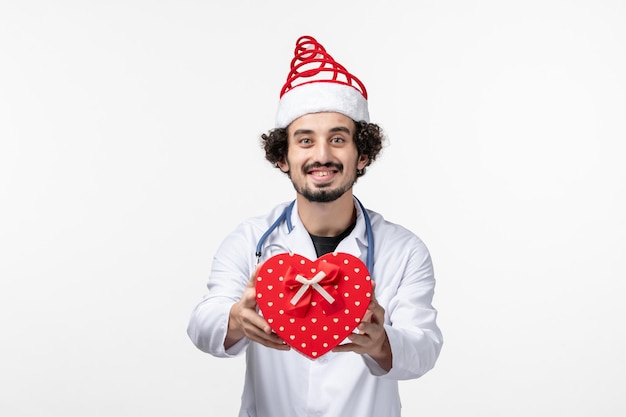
[224, 266, 291, 351]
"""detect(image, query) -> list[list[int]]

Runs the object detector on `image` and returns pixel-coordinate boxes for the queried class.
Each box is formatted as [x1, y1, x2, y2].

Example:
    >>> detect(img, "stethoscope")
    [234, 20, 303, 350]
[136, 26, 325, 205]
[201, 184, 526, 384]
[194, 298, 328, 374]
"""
[255, 197, 374, 273]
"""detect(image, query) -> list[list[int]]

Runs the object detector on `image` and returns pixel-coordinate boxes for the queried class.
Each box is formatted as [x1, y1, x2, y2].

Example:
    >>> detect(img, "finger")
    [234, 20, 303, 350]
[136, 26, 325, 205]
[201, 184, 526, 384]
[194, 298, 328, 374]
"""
[368, 280, 380, 308]
[366, 286, 386, 324]
[247, 264, 262, 288]
[369, 300, 385, 324]
[370, 279, 377, 297]
[348, 332, 371, 346]
[249, 331, 291, 350]
[254, 330, 291, 350]
[242, 265, 263, 308]
[240, 288, 291, 350]
[367, 281, 380, 314]
[248, 327, 290, 349]
[361, 300, 383, 327]
[242, 306, 272, 334]
[241, 313, 291, 350]
[332, 342, 360, 353]
[332, 336, 369, 354]
[241, 285, 259, 309]
[356, 321, 382, 338]
[361, 310, 373, 323]
[367, 297, 379, 312]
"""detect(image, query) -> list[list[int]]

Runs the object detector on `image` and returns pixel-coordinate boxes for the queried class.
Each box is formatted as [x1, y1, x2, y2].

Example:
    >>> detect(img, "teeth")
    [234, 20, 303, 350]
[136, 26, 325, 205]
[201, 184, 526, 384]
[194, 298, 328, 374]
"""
[313, 171, 330, 177]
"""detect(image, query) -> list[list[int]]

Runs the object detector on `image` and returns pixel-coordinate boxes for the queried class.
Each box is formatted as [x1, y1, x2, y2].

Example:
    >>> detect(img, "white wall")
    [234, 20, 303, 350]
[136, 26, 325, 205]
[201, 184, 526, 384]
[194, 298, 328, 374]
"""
[1, 1, 625, 416]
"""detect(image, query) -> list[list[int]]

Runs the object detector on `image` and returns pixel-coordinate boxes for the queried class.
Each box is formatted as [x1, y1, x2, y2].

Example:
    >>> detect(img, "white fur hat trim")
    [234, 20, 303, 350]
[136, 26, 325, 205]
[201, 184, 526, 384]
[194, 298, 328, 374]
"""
[275, 82, 369, 128]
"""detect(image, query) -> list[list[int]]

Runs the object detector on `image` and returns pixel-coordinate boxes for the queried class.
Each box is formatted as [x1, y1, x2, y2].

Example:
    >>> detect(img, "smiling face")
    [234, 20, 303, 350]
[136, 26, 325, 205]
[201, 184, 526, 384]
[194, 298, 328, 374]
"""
[277, 112, 369, 203]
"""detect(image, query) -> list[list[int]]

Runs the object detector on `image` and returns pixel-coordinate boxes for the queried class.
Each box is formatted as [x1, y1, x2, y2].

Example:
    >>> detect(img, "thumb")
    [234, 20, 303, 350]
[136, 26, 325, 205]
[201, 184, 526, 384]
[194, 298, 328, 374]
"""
[247, 264, 262, 288]
[242, 264, 262, 307]
[368, 279, 379, 308]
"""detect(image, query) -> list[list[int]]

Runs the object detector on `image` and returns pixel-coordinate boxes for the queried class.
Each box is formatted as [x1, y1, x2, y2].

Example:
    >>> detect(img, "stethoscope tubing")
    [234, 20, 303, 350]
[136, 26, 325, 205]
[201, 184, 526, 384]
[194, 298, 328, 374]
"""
[255, 197, 374, 274]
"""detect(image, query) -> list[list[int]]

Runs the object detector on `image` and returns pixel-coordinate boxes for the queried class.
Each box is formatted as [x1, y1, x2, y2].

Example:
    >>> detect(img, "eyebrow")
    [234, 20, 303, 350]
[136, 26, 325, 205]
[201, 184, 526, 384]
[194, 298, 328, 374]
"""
[292, 126, 352, 136]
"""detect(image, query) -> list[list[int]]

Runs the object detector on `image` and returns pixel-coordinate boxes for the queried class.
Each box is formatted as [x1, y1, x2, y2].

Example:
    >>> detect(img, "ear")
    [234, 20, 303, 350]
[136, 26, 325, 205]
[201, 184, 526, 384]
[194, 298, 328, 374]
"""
[277, 159, 289, 173]
[357, 154, 369, 170]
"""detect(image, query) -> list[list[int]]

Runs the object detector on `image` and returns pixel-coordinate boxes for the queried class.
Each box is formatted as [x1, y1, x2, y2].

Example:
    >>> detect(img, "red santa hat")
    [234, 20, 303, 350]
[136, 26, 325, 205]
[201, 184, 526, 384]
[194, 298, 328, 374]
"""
[275, 35, 369, 128]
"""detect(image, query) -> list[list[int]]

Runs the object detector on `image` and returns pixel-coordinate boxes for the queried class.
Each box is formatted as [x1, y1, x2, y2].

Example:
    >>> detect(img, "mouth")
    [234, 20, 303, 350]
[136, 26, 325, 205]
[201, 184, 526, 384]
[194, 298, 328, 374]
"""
[305, 164, 342, 184]
[305, 163, 342, 177]
[308, 168, 339, 177]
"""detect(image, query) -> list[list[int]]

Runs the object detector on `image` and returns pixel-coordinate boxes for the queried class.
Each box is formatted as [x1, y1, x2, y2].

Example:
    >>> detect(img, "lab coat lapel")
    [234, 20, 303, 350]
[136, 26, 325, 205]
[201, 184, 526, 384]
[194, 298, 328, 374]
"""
[283, 198, 369, 264]
[335, 198, 368, 264]
[283, 201, 318, 261]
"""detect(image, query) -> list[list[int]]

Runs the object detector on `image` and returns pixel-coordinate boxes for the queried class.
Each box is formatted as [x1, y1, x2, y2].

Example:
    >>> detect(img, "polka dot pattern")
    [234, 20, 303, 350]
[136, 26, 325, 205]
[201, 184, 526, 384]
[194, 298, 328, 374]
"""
[256, 252, 372, 360]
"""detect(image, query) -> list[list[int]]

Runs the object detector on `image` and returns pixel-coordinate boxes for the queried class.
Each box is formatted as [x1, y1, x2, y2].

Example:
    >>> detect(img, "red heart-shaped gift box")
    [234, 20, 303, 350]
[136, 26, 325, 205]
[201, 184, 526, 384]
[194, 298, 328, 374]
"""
[255, 252, 372, 359]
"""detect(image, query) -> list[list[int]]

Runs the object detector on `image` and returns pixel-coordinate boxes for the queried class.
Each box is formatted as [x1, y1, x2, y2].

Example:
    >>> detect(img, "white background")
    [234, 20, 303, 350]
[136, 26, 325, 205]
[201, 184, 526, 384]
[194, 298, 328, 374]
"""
[1, 1, 625, 416]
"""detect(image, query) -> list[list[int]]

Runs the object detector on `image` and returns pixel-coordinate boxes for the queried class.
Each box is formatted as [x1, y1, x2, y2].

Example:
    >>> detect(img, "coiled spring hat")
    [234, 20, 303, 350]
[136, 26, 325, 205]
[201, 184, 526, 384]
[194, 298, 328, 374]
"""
[275, 35, 369, 128]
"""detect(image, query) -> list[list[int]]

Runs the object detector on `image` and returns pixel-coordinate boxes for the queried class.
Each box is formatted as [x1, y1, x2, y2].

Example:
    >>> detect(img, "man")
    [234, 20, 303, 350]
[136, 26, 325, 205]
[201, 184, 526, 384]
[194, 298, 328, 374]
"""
[187, 35, 442, 417]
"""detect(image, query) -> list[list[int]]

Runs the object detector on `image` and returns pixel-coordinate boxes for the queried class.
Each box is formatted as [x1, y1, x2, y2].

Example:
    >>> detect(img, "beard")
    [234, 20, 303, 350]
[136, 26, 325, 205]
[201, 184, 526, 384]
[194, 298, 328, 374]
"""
[290, 162, 357, 203]
[299, 185, 350, 203]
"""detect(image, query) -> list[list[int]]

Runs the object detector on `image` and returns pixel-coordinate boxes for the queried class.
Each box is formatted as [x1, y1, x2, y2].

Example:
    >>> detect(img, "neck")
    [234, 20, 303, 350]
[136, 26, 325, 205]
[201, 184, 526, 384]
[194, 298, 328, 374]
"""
[296, 192, 356, 237]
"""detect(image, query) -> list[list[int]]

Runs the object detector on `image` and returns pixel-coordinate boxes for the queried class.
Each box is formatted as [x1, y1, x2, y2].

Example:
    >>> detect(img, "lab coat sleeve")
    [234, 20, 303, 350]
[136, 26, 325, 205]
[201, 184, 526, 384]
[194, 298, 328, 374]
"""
[369, 242, 443, 380]
[186, 225, 255, 358]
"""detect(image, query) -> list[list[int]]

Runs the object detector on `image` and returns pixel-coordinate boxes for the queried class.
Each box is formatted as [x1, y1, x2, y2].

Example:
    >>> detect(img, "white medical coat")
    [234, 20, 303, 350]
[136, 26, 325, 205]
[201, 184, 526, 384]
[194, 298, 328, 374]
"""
[187, 198, 443, 417]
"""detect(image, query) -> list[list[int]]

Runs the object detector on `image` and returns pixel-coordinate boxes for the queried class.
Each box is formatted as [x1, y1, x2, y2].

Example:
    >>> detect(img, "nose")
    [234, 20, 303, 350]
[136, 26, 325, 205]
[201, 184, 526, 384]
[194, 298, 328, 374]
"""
[313, 141, 331, 163]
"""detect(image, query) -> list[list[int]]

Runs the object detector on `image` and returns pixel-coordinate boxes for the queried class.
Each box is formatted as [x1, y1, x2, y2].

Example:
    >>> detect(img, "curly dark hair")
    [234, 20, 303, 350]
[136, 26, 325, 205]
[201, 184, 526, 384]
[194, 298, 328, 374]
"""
[260, 121, 385, 178]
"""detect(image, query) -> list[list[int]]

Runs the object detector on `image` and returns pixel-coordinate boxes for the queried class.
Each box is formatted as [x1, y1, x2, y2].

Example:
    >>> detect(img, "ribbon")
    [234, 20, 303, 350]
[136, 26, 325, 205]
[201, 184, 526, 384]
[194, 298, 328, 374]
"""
[285, 262, 344, 317]
[290, 271, 335, 305]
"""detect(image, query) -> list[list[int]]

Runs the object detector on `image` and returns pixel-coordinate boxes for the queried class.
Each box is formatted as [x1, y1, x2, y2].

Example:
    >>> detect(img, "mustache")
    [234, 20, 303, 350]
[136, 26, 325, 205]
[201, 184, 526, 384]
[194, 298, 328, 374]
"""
[302, 162, 344, 173]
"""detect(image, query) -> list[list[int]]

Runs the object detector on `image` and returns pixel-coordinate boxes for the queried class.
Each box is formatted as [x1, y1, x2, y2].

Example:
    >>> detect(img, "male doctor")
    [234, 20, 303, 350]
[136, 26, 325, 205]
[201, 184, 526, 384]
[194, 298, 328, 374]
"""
[187, 35, 443, 417]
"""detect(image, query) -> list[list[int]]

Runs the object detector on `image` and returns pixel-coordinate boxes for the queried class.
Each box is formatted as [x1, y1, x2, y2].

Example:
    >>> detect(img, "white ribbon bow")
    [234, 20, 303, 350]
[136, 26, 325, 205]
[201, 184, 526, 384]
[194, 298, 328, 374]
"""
[289, 271, 336, 305]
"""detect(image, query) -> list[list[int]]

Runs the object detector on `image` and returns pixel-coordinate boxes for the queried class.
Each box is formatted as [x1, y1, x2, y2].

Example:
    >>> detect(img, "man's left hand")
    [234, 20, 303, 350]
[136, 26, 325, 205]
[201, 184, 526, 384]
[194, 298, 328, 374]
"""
[332, 281, 392, 371]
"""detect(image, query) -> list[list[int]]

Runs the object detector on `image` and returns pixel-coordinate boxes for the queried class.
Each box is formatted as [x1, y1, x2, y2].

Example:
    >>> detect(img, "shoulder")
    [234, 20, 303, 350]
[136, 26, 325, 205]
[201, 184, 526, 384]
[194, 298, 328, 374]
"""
[213, 201, 293, 262]
[366, 209, 430, 255]
[222, 201, 293, 241]
[242, 201, 292, 228]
